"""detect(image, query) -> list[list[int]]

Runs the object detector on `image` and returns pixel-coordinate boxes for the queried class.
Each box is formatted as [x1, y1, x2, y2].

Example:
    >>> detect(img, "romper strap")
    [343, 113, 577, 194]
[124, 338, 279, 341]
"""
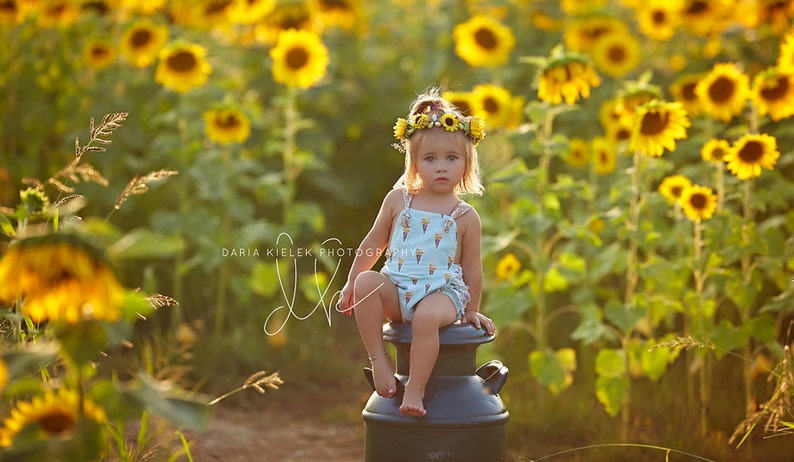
[450, 200, 472, 219]
[402, 187, 413, 209]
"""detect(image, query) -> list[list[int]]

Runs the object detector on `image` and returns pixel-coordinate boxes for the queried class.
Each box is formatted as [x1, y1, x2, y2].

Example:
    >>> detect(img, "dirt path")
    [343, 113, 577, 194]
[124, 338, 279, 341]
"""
[178, 389, 368, 462]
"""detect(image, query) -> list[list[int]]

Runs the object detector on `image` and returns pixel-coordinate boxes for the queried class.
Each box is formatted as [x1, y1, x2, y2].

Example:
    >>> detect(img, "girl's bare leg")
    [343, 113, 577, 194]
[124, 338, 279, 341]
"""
[400, 293, 458, 417]
[354, 271, 401, 398]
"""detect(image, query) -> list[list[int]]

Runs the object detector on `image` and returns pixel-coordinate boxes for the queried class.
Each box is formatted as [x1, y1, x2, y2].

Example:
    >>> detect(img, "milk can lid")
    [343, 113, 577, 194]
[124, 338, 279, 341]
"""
[383, 321, 494, 345]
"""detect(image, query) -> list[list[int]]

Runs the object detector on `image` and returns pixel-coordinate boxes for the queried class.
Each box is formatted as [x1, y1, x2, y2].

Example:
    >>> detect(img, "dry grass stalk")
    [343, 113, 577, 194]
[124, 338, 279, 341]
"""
[207, 371, 284, 405]
[648, 335, 715, 352]
[145, 293, 180, 309]
[730, 345, 794, 446]
[114, 170, 179, 210]
[75, 112, 129, 162]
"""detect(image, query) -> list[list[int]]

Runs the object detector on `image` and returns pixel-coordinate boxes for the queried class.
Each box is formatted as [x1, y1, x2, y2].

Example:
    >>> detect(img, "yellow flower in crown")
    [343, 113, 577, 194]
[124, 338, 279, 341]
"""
[394, 118, 408, 139]
[0, 388, 106, 448]
[440, 113, 459, 132]
[468, 116, 485, 142]
[0, 234, 125, 324]
[393, 112, 486, 146]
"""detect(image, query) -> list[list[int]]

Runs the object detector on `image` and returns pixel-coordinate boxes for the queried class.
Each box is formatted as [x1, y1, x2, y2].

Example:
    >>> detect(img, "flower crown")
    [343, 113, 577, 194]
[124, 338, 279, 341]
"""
[393, 112, 486, 146]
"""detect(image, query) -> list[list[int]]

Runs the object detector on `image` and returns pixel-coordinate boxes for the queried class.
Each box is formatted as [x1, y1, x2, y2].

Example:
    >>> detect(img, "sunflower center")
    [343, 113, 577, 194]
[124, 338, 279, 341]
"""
[738, 141, 763, 163]
[217, 114, 241, 129]
[682, 82, 698, 102]
[640, 111, 668, 136]
[686, 1, 708, 15]
[708, 77, 736, 103]
[616, 128, 631, 141]
[671, 186, 683, 198]
[760, 76, 789, 101]
[0, 1, 18, 13]
[651, 10, 667, 25]
[711, 147, 727, 160]
[166, 51, 198, 73]
[689, 193, 707, 210]
[38, 411, 75, 434]
[482, 96, 499, 114]
[91, 46, 110, 59]
[319, 0, 351, 9]
[131, 29, 153, 49]
[205, 0, 232, 15]
[474, 27, 498, 50]
[286, 47, 309, 70]
[607, 44, 626, 63]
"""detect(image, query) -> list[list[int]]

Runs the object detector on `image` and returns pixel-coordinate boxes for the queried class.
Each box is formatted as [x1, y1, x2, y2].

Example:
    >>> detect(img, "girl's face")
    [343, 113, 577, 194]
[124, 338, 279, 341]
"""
[411, 129, 467, 195]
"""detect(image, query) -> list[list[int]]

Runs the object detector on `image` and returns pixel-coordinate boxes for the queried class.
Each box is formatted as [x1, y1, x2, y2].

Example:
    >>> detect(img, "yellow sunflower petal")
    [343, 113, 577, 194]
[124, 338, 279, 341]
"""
[453, 14, 516, 68]
[270, 29, 329, 89]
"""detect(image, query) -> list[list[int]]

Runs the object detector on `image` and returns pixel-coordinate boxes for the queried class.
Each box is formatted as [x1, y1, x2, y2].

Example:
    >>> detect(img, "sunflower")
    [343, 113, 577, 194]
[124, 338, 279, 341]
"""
[470, 83, 513, 129]
[561, 0, 608, 14]
[591, 136, 616, 174]
[695, 63, 750, 122]
[440, 113, 459, 132]
[537, 53, 601, 105]
[495, 253, 521, 281]
[155, 42, 211, 93]
[311, 0, 362, 31]
[254, 2, 316, 44]
[590, 31, 640, 78]
[118, 0, 167, 15]
[170, 0, 235, 30]
[270, 29, 329, 89]
[682, 0, 730, 36]
[725, 133, 780, 180]
[751, 67, 794, 122]
[0, 234, 125, 324]
[442, 90, 474, 115]
[83, 37, 115, 71]
[634, 1, 683, 42]
[669, 73, 704, 117]
[563, 15, 629, 53]
[701, 138, 730, 162]
[631, 100, 690, 157]
[658, 175, 692, 204]
[203, 107, 251, 145]
[0, 389, 106, 448]
[779, 33, 794, 73]
[228, 0, 275, 25]
[35, 0, 79, 28]
[0, 358, 7, 397]
[0, 1, 20, 24]
[679, 184, 717, 222]
[453, 14, 516, 68]
[120, 19, 169, 69]
[564, 137, 590, 168]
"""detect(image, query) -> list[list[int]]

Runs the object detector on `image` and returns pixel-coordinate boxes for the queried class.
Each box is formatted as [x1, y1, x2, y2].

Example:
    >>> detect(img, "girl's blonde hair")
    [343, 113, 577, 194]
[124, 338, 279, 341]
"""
[394, 88, 484, 196]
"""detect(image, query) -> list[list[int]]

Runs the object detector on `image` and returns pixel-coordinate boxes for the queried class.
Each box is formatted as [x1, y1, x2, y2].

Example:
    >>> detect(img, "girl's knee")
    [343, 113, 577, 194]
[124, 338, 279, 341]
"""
[354, 270, 383, 294]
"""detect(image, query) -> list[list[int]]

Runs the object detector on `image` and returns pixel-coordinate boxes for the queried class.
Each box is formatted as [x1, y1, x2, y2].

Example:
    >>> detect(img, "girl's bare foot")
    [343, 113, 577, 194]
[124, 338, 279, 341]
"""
[371, 355, 396, 397]
[399, 387, 427, 417]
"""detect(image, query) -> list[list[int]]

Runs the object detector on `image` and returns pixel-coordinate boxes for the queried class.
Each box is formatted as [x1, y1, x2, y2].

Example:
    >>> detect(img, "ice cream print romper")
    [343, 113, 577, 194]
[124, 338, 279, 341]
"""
[381, 188, 472, 322]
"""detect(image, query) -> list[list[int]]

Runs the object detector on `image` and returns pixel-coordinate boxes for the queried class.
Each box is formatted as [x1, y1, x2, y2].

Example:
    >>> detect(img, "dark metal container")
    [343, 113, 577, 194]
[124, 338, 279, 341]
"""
[362, 322, 509, 462]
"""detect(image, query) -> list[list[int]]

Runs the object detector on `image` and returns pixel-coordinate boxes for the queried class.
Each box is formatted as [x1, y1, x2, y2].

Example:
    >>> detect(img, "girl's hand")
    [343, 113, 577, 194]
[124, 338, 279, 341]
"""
[461, 310, 495, 336]
[337, 281, 355, 316]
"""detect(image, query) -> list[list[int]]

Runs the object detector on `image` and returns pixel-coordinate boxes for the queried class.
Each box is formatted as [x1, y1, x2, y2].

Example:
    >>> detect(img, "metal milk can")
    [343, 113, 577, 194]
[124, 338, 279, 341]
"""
[362, 322, 509, 462]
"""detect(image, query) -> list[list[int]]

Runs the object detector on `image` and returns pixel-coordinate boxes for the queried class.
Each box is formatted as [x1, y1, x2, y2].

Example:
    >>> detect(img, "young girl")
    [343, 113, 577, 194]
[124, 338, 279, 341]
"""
[338, 89, 495, 417]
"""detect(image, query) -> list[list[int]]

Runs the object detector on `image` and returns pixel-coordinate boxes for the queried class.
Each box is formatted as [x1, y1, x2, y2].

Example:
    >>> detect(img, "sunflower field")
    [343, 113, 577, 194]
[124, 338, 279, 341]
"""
[3, 0, 794, 461]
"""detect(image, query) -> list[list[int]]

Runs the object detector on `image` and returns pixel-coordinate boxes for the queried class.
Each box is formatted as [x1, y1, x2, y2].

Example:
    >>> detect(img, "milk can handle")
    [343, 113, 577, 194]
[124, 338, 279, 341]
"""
[476, 360, 509, 394]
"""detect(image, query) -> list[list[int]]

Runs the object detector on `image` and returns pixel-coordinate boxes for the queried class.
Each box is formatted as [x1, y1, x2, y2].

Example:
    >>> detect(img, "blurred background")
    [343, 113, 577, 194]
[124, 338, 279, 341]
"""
[3, 0, 794, 460]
